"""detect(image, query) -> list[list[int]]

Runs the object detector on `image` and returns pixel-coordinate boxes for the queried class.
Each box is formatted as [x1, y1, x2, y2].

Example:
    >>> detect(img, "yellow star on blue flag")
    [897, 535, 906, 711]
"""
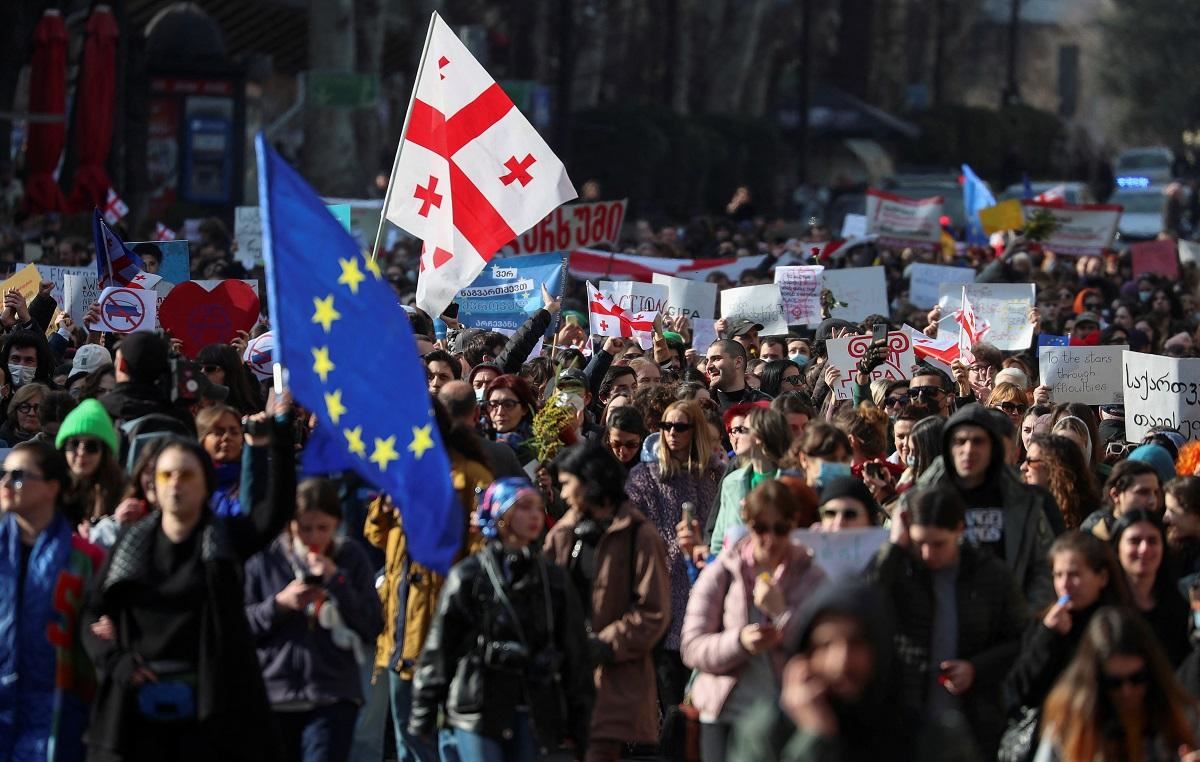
[255, 133, 460, 573]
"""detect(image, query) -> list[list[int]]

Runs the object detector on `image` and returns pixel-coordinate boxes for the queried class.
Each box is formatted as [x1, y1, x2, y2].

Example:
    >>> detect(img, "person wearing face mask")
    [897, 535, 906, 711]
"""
[2, 330, 55, 390]
[787, 336, 812, 368]
[543, 441, 669, 762]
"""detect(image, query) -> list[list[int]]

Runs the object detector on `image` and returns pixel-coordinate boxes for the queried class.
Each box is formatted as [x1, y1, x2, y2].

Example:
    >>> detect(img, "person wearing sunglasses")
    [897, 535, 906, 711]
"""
[484, 374, 539, 468]
[0, 381, 49, 446]
[0, 440, 104, 762]
[81, 395, 295, 760]
[987, 382, 1029, 431]
[680, 480, 826, 762]
[871, 486, 1025, 759]
[756, 359, 805, 399]
[55, 399, 126, 536]
[1037, 607, 1198, 762]
[196, 343, 263, 415]
[909, 366, 953, 418]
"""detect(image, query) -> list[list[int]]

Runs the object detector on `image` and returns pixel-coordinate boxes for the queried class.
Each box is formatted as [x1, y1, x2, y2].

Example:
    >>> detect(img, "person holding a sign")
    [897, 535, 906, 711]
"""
[871, 487, 1026, 759]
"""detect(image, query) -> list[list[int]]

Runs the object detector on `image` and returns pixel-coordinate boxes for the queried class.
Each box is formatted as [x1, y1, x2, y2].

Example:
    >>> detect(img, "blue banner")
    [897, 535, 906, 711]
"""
[455, 252, 566, 331]
[1038, 334, 1069, 347]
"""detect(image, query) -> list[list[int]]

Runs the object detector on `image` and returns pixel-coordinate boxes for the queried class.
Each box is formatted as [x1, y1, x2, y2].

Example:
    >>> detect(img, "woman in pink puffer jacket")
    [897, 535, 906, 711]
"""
[680, 480, 827, 762]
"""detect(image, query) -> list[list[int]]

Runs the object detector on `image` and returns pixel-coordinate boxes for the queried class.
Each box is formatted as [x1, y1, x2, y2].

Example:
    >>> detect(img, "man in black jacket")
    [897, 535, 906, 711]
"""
[98, 333, 195, 435]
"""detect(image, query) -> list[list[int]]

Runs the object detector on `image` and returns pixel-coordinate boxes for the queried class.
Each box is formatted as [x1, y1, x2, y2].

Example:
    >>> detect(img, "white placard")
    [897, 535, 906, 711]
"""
[1123, 350, 1200, 441]
[234, 206, 263, 268]
[598, 280, 668, 317]
[651, 273, 718, 321]
[1023, 200, 1121, 256]
[774, 265, 824, 326]
[1038, 345, 1127, 405]
[85, 287, 157, 334]
[840, 213, 867, 239]
[63, 271, 101, 324]
[865, 189, 943, 248]
[822, 266, 888, 323]
[36, 265, 92, 310]
[825, 331, 916, 400]
[720, 284, 789, 336]
[908, 264, 975, 309]
[963, 283, 1035, 351]
[691, 318, 718, 352]
[792, 527, 889, 580]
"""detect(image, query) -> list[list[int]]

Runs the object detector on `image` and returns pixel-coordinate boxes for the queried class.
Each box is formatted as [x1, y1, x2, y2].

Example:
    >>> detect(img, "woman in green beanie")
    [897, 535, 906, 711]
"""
[56, 398, 126, 546]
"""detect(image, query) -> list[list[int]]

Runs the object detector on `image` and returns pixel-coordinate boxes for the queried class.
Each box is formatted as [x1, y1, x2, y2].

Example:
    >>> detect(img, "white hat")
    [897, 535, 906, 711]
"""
[994, 367, 1029, 391]
[70, 344, 113, 380]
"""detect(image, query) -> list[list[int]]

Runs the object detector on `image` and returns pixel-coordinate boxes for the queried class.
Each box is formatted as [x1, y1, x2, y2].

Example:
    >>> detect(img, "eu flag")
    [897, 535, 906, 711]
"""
[255, 134, 461, 573]
[961, 163, 996, 246]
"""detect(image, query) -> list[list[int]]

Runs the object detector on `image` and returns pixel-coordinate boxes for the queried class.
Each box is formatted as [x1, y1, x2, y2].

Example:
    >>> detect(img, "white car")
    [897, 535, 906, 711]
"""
[1110, 187, 1165, 241]
[1114, 146, 1175, 188]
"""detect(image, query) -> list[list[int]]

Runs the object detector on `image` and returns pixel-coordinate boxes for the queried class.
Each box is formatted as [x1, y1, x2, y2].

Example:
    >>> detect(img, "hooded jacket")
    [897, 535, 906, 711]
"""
[917, 404, 1055, 613]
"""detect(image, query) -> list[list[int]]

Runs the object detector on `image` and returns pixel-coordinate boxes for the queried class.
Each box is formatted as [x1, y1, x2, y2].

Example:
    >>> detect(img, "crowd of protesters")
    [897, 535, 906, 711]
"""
[6, 189, 1200, 762]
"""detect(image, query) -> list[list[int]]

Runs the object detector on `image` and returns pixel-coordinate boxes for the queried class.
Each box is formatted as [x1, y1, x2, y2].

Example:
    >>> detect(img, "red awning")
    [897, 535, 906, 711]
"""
[23, 9, 68, 214]
[68, 6, 119, 213]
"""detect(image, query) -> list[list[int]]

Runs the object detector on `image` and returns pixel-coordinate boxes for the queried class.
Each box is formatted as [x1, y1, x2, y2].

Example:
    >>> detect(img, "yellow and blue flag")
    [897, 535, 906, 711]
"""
[255, 134, 461, 573]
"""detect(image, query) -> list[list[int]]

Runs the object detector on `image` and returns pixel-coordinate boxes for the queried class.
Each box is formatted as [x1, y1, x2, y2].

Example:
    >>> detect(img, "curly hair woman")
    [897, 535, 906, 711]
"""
[1022, 433, 1101, 531]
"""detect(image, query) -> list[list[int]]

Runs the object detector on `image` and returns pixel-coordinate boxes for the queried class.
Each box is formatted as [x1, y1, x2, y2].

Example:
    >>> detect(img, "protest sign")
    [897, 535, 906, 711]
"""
[243, 331, 275, 380]
[38, 265, 93, 308]
[962, 283, 1035, 351]
[840, 213, 867, 239]
[599, 280, 669, 318]
[159, 280, 261, 357]
[234, 206, 263, 269]
[825, 331, 916, 400]
[691, 318, 717, 352]
[651, 273, 718, 321]
[64, 271, 101, 323]
[1022, 200, 1121, 256]
[1180, 239, 1200, 266]
[128, 240, 190, 285]
[978, 199, 1024, 234]
[792, 528, 888, 580]
[86, 287, 157, 334]
[1038, 345, 1127, 405]
[720, 284, 788, 336]
[0, 264, 44, 303]
[774, 265, 824, 326]
[864, 189, 943, 248]
[1131, 239, 1179, 280]
[456, 253, 565, 331]
[506, 199, 627, 254]
[823, 266, 888, 322]
[908, 263, 974, 309]
[1123, 350, 1200, 441]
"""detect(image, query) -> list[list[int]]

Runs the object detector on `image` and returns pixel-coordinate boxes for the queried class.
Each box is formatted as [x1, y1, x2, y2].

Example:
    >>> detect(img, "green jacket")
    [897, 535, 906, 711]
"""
[708, 464, 779, 556]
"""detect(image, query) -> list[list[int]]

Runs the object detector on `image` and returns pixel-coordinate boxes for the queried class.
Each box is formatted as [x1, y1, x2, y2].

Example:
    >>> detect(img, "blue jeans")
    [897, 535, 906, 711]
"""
[451, 711, 536, 762]
[388, 673, 438, 762]
[274, 701, 359, 762]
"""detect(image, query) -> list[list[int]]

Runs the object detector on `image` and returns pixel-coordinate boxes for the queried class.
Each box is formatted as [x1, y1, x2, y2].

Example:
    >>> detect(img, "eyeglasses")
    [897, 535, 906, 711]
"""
[781, 374, 803, 386]
[660, 422, 693, 433]
[968, 364, 995, 377]
[1101, 668, 1148, 690]
[1106, 441, 1137, 458]
[884, 394, 910, 409]
[910, 386, 944, 400]
[608, 439, 640, 452]
[822, 508, 863, 521]
[62, 438, 103, 455]
[0, 468, 45, 486]
[15, 403, 38, 415]
[729, 425, 750, 435]
[751, 521, 792, 536]
[487, 399, 521, 411]
[997, 401, 1027, 415]
[1023, 457, 1044, 466]
[201, 364, 222, 374]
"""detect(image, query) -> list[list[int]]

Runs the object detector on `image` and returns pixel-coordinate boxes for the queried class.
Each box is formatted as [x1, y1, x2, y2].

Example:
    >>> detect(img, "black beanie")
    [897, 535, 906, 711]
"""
[117, 333, 170, 384]
[818, 475, 879, 518]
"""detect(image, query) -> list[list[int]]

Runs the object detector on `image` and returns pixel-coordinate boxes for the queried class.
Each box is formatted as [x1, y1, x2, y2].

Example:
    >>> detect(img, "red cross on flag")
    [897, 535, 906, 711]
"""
[587, 282, 655, 348]
[103, 187, 128, 225]
[154, 222, 177, 241]
[384, 12, 577, 318]
[954, 287, 990, 357]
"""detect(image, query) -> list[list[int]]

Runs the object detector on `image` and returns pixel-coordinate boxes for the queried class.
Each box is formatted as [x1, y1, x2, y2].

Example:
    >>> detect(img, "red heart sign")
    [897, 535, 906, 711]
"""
[159, 280, 261, 358]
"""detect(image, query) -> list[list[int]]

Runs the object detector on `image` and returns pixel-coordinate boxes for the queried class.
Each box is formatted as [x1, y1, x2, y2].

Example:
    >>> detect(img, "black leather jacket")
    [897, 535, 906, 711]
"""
[408, 542, 593, 754]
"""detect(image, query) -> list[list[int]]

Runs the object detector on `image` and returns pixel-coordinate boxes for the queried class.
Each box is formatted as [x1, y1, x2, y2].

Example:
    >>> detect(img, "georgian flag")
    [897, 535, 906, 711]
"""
[587, 282, 655, 349]
[102, 187, 128, 225]
[384, 12, 576, 318]
[154, 222, 177, 241]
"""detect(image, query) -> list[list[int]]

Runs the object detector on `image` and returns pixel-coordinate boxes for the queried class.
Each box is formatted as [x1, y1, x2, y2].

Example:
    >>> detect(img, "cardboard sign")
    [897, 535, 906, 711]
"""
[1132, 239, 1180, 280]
[456, 253, 565, 331]
[720, 284, 788, 336]
[651, 272, 718, 321]
[792, 528, 889, 580]
[0, 264, 44, 303]
[978, 199, 1025, 234]
[1022, 200, 1121, 256]
[159, 280, 261, 358]
[774, 265, 824, 326]
[961, 283, 1035, 351]
[37, 265, 92, 309]
[822, 266, 888, 323]
[825, 331, 916, 400]
[86, 287, 157, 334]
[691, 318, 718, 352]
[243, 331, 275, 380]
[1038, 345, 1127, 405]
[63, 271, 101, 324]
[506, 199, 627, 255]
[865, 189, 943, 248]
[599, 280, 669, 318]
[908, 264, 974, 309]
[1123, 350, 1200, 441]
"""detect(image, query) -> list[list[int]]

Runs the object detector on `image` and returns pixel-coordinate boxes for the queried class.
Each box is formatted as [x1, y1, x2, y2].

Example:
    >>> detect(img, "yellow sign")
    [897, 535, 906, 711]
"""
[0, 263, 43, 303]
[979, 199, 1025, 235]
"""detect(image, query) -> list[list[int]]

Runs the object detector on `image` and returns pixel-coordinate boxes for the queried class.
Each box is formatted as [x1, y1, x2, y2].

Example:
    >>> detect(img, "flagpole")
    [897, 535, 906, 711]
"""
[370, 12, 437, 263]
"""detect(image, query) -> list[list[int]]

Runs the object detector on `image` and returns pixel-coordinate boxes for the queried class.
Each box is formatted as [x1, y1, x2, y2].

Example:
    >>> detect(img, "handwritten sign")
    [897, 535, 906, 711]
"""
[962, 283, 1035, 351]
[825, 331, 916, 400]
[234, 206, 263, 269]
[1038, 345, 1127, 405]
[792, 527, 888, 580]
[865, 189, 943, 248]
[651, 273, 718, 320]
[908, 264, 974, 309]
[720, 284, 788, 336]
[774, 265, 824, 326]
[1022, 200, 1121, 256]
[1132, 239, 1179, 280]
[691, 318, 718, 352]
[505, 199, 627, 255]
[599, 280, 668, 317]
[822, 266, 888, 323]
[1123, 350, 1200, 441]
[63, 271, 101, 324]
